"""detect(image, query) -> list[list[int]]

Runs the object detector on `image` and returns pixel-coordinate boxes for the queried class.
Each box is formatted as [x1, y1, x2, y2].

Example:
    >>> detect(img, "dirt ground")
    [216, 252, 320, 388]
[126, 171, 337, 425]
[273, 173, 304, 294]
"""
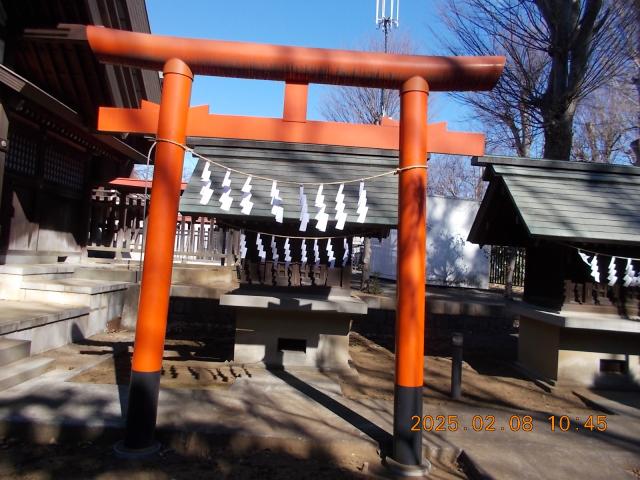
[64, 330, 592, 415]
[0, 329, 596, 479]
[341, 333, 594, 415]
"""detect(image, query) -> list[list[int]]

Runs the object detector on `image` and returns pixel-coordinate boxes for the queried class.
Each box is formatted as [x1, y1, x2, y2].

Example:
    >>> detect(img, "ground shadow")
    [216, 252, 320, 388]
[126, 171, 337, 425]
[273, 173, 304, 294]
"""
[267, 367, 392, 456]
[0, 433, 368, 479]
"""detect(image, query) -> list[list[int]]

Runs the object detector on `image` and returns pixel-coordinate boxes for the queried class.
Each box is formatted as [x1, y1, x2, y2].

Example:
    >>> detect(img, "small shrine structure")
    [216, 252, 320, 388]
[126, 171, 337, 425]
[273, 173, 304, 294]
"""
[179, 138, 402, 371]
[468, 156, 640, 389]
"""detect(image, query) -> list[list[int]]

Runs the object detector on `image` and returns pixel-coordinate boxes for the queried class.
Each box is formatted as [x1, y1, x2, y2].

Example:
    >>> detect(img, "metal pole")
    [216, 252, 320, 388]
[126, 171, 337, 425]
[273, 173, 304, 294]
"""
[117, 58, 193, 456]
[451, 332, 463, 400]
[387, 76, 429, 474]
[379, 19, 389, 121]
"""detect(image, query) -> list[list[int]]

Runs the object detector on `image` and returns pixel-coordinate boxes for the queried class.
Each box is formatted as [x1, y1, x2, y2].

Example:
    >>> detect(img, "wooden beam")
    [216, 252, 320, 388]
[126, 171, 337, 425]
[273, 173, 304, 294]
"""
[283, 82, 308, 122]
[98, 102, 486, 156]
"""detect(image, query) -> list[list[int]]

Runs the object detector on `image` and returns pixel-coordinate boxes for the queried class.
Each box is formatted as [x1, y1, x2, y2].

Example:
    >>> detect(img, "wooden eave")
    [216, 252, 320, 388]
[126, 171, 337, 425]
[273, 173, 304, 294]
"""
[0, 63, 146, 162]
[4, 0, 160, 151]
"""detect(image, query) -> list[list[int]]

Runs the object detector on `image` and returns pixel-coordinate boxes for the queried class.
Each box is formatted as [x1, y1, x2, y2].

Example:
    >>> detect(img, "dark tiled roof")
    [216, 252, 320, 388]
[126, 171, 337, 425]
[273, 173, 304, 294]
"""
[180, 138, 405, 235]
[469, 156, 640, 246]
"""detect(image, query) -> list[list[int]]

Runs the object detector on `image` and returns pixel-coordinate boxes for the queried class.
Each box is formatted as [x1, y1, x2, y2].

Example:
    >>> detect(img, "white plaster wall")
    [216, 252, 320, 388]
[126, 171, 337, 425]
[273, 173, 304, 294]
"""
[370, 196, 489, 289]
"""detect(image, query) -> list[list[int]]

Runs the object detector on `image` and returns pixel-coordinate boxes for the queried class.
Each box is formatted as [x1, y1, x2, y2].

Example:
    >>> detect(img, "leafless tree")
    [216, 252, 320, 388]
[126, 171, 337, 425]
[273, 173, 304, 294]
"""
[427, 155, 484, 201]
[435, 0, 634, 161]
[320, 34, 417, 124]
[573, 81, 639, 163]
[615, 0, 640, 165]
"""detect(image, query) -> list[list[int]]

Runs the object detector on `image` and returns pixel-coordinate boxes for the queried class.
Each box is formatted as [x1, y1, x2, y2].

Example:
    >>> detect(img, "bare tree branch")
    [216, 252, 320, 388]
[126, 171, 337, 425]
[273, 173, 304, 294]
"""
[435, 0, 636, 160]
[320, 33, 417, 124]
[427, 155, 485, 201]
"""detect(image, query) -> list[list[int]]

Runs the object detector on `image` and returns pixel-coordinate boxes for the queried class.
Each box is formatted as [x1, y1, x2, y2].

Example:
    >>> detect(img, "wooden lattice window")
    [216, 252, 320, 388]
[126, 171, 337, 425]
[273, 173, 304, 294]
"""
[43, 142, 85, 192]
[6, 128, 37, 176]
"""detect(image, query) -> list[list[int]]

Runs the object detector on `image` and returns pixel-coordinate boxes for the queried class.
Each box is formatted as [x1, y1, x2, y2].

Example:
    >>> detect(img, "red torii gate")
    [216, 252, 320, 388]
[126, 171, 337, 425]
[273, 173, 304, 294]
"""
[57, 24, 504, 471]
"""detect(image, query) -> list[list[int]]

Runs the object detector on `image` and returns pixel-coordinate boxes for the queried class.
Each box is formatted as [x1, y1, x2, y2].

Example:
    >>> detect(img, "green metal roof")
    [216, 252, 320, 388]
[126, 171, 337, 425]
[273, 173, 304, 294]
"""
[179, 138, 402, 235]
[468, 156, 640, 246]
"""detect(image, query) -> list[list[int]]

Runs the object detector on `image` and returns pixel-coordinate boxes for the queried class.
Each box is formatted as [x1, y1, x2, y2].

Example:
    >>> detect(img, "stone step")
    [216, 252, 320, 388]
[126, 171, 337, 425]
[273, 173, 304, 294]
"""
[0, 300, 89, 336]
[0, 263, 76, 300]
[74, 264, 236, 287]
[0, 300, 91, 354]
[0, 338, 30, 366]
[21, 278, 130, 295]
[0, 356, 54, 390]
[20, 278, 130, 307]
[15, 280, 127, 349]
[74, 266, 140, 283]
[0, 263, 76, 276]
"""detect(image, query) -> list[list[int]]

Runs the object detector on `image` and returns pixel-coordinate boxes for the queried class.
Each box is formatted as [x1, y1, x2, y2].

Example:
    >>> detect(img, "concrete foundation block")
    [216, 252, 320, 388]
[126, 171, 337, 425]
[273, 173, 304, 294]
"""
[233, 308, 352, 371]
[518, 313, 640, 389]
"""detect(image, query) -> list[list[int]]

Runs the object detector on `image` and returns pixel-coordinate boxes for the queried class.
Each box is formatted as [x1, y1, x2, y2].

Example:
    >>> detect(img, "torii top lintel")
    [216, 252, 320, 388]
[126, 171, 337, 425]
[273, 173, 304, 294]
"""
[75, 25, 505, 91]
[34, 25, 505, 154]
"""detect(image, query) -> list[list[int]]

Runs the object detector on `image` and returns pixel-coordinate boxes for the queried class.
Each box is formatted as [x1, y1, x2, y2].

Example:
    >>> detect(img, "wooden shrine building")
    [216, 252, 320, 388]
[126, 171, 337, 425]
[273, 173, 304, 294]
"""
[0, 0, 159, 264]
[180, 138, 399, 289]
[468, 156, 640, 389]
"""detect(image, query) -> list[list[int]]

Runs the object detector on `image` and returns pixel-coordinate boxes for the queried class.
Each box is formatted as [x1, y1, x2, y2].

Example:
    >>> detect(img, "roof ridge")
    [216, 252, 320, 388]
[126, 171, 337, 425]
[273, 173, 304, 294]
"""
[473, 155, 640, 176]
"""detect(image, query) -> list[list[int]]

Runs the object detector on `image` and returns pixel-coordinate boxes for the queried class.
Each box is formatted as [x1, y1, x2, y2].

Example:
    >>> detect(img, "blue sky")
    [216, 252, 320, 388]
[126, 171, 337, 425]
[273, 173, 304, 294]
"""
[146, 0, 473, 128]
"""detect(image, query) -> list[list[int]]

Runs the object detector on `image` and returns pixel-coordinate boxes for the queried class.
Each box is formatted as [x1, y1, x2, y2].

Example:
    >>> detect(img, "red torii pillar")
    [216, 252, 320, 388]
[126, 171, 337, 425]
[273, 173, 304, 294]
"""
[123, 58, 193, 452]
[49, 24, 504, 469]
[394, 76, 429, 468]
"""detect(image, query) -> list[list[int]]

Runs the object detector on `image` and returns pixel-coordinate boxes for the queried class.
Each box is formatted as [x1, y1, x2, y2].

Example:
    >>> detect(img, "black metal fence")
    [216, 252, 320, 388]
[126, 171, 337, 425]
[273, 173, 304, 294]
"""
[489, 246, 526, 286]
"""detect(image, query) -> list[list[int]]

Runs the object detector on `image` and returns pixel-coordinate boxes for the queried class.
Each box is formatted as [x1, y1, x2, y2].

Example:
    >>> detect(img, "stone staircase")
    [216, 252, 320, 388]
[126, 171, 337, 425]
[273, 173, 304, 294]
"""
[0, 263, 127, 353]
[0, 260, 238, 388]
[0, 338, 54, 390]
[20, 277, 129, 330]
[0, 261, 238, 349]
[0, 263, 76, 300]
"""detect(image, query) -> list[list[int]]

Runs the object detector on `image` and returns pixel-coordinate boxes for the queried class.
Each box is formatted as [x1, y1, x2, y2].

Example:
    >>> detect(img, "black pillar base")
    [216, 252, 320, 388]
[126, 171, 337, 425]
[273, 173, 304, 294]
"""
[123, 370, 161, 450]
[392, 385, 424, 466]
[113, 439, 161, 459]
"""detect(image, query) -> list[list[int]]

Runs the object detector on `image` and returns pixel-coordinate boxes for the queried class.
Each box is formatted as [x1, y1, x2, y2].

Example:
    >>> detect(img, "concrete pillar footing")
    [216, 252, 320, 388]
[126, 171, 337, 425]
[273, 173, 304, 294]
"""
[381, 455, 432, 478]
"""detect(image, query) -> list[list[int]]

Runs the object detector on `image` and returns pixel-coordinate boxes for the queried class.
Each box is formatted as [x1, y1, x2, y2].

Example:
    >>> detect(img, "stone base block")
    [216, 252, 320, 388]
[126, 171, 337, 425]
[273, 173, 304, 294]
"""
[233, 308, 352, 371]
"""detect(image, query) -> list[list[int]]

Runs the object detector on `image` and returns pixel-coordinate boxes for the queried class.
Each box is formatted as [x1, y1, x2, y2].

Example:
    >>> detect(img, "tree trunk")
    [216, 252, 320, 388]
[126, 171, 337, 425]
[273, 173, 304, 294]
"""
[634, 65, 640, 165]
[360, 237, 372, 290]
[542, 108, 575, 160]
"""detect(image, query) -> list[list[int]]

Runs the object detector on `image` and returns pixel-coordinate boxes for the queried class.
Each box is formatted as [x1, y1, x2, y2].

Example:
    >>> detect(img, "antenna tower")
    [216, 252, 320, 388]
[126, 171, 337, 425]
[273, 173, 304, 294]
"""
[375, 0, 400, 120]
